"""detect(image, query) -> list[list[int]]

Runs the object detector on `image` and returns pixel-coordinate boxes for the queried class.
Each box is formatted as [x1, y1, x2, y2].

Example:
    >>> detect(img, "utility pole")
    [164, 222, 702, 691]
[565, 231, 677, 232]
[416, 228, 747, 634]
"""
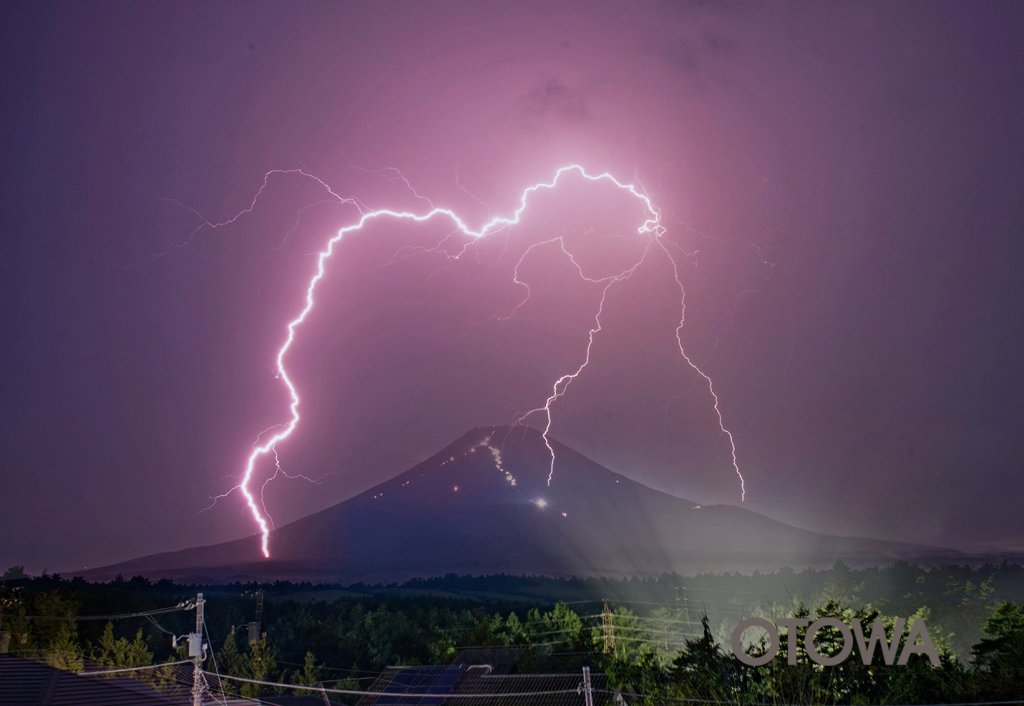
[601, 600, 615, 655]
[674, 585, 690, 622]
[581, 666, 594, 706]
[190, 593, 205, 706]
[255, 589, 264, 643]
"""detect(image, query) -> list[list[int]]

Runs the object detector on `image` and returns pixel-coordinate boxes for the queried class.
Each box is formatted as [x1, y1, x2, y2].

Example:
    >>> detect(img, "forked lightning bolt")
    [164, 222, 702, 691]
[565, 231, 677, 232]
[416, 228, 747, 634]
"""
[657, 237, 746, 501]
[511, 236, 653, 485]
[201, 164, 743, 557]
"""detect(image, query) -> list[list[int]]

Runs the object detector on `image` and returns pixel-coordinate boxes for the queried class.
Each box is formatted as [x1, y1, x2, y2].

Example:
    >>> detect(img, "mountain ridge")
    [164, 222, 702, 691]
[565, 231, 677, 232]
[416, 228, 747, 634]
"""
[80, 426, 955, 583]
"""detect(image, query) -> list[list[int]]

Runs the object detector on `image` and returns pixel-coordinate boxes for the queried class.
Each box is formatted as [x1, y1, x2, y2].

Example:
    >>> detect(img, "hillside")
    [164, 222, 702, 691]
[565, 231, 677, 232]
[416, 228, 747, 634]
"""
[85, 426, 949, 582]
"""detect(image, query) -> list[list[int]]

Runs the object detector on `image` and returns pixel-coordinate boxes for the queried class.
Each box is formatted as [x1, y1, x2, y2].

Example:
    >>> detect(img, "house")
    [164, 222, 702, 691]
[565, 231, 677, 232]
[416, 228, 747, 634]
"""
[355, 648, 610, 706]
[0, 654, 190, 705]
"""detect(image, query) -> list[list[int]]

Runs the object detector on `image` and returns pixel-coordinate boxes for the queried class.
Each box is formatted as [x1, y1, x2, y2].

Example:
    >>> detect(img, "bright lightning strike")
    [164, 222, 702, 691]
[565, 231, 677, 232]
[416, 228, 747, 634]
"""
[513, 239, 653, 485]
[656, 237, 746, 501]
[136, 168, 368, 266]
[214, 164, 742, 558]
[258, 447, 328, 531]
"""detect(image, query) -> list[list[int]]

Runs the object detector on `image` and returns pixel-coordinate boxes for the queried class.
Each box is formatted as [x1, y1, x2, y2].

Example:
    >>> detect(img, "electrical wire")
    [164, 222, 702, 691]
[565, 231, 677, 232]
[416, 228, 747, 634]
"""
[202, 614, 230, 705]
[77, 659, 193, 676]
[592, 691, 1024, 706]
[8, 604, 189, 622]
[209, 671, 583, 699]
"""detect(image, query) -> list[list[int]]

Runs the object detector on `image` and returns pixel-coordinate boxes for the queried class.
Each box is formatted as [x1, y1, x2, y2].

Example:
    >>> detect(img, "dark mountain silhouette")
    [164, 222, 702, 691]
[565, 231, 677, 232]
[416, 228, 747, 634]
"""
[86, 426, 951, 582]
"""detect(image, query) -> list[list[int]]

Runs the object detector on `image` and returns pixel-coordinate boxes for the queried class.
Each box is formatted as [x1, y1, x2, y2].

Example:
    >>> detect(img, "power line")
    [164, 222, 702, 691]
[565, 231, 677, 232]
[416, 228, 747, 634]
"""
[5, 604, 188, 622]
[598, 635, 686, 646]
[620, 615, 701, 625]
[144, 611, 180, 636]
[77, 659, 193, 677]
[202, 614, 231, 706]
[592, 691, 1024, 706]
[275, 660, 379, 677]
[211, 671, 582, 698]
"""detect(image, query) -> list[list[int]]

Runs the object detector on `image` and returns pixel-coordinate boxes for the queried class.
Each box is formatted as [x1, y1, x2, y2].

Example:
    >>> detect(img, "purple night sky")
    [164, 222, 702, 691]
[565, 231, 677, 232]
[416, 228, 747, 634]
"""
[1, 1, 1022, 572]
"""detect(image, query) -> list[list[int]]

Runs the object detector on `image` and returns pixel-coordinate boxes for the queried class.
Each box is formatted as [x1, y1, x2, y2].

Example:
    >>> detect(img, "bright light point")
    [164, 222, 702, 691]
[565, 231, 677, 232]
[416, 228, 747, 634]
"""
[561, 511, 568, 518]
[453, 485, 459, 492]
[534, 498, 548, 509]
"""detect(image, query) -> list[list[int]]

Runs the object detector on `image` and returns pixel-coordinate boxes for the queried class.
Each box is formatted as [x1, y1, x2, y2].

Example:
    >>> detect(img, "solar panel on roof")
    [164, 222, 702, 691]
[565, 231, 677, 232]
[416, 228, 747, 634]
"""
[374, 665, 465, 706]
[419, 665, 462, 705]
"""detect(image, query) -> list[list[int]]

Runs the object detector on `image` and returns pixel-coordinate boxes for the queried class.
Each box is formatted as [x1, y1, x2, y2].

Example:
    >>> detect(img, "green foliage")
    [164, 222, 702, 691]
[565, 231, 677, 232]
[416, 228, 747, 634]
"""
[668, 616, 741, 701]
[599, 646, 665, 706]
[503, 611, 528, 645]
[94, 622, 153, 670]
[971, 600, 1024, 697]
[525, 602, 586, 650]
[241, 635, 281, 698]
[591, 601, 985, 705]
[154, 657, 183, 693]
[291, 650, 322, 695]
[217, 630, 248, 680]
[3, 567, 1024, 702]
[45, 622, 83, 673]
[2, 566, 27, 581]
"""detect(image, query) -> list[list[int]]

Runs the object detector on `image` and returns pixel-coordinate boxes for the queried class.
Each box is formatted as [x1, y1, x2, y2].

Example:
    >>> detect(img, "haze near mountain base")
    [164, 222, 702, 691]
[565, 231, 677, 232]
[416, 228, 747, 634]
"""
[88, 426, 949, 583]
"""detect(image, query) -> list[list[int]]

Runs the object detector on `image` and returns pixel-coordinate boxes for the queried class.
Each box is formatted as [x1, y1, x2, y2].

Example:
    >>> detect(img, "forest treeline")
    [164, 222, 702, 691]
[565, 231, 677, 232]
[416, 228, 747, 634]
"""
[1, 561, 1022, 703]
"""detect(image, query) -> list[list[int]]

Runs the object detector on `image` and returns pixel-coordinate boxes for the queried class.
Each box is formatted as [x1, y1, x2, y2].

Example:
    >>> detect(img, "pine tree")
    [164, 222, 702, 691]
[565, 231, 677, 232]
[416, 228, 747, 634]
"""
[96, 621, 118, 668]
[971, 601, 1024, 697]
[46, 622, 84, 673]
[241, 635, 280, 698]
[124, 629, 153, 669]
[291, 650, 321, 695]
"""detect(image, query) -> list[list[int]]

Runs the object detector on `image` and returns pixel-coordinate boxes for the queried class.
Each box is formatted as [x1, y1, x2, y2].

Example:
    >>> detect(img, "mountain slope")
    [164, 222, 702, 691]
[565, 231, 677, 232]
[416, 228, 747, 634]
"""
[87, 426, 947, 582]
